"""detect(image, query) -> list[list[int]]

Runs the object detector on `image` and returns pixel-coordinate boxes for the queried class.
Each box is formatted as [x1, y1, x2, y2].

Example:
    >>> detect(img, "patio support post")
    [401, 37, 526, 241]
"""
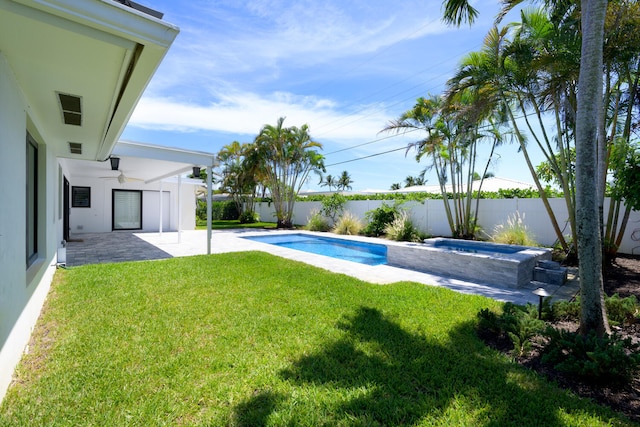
[159, 180, 163, 235]
[178, 174, 182, 244]
[207, 165, 212, 255]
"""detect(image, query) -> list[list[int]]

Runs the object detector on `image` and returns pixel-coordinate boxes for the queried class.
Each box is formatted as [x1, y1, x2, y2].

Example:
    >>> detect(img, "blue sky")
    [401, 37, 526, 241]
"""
[123, 0, 541, 191]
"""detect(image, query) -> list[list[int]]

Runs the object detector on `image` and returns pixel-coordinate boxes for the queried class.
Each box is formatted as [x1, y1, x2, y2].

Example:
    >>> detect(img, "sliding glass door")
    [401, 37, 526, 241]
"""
[112, 190, 142, 230]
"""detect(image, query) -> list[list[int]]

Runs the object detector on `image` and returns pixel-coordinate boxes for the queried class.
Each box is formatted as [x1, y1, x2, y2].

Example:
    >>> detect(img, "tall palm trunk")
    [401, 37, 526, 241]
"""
[504, 97, 570, 251]
[575, 0, 610, 337]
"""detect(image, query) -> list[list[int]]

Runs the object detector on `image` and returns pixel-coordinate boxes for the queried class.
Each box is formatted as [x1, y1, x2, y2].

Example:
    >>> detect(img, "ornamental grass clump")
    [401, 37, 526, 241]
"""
[492, 212, 538, 246]
[305, 209, 330, 232]
[384, 211, 422, 242]
[332, 211, 363, 235]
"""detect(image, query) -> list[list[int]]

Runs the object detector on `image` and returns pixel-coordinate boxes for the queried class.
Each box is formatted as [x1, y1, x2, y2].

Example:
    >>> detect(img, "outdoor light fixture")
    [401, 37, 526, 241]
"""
[192, 166, 201, 178]
[532, 287, 551, 319]
[110, 157, 120, 171]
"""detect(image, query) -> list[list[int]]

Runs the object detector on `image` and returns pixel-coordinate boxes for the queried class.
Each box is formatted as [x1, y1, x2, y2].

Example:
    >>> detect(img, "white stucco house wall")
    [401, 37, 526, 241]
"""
[0, 0, 217, 403]
[63, 140, 214, 235]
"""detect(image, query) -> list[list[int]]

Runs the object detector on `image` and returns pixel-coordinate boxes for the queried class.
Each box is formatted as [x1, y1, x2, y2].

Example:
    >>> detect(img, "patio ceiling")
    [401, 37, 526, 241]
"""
[0, 0, 178, 161]
[61, 140, 216, 184]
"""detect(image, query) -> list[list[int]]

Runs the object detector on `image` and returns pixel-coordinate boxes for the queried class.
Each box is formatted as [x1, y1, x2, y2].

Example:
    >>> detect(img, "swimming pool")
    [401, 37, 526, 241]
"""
[387, 237, 552, 288]
[243, 233, 387, 266]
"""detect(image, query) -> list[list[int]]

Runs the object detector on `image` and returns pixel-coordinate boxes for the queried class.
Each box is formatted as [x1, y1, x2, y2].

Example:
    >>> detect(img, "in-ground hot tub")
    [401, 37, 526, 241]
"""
[387, 238, 552, 288]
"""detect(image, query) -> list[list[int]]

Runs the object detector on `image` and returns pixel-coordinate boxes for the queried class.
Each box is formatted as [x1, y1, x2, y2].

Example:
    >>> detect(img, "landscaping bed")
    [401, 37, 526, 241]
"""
[480, 254, 640, 423]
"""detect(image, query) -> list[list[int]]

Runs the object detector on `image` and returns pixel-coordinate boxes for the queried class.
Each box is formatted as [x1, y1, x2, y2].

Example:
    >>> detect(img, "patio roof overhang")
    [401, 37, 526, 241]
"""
[61, 140, 217, 184]
[0, 0, 179, 161]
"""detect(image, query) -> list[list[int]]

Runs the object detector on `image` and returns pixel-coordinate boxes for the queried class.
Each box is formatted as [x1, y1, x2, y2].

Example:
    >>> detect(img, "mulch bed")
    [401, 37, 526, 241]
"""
[480, 254, 640, 423]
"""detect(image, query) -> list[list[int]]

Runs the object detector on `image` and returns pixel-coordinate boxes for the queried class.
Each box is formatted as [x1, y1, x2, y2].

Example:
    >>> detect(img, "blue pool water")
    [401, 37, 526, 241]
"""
[243, 233, 387, 266]
[432, 240, 521, 255]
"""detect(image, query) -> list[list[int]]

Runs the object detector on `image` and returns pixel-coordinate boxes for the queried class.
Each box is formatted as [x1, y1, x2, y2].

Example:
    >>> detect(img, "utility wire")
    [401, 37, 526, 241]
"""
[325, 145, 409, 167]
[324, 128, 421, 155]
[322, 107, 549, 167]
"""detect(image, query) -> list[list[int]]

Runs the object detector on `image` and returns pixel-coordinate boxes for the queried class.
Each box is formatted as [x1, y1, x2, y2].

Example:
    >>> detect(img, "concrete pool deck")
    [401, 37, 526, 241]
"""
[66, 229, 580, 306]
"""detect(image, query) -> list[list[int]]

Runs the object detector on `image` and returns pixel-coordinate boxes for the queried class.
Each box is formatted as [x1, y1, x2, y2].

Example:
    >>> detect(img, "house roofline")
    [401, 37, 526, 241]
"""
[11, 0, 179, 47]
[113, 140, 217, 167]
[111, 0, 163, 19]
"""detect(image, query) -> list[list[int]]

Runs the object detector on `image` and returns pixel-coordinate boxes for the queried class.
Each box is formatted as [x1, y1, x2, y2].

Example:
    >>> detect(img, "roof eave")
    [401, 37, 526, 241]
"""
[11, 0, 179, 161]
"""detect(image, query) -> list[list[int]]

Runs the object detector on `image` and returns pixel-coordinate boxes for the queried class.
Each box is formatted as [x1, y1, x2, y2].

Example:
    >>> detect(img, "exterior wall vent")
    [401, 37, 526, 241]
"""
[68, 142, 82, 155]
[57, 92, 82, 126]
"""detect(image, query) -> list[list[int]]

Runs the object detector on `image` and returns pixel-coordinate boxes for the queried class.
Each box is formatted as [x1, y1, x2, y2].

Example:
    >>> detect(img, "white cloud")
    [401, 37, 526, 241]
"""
[128, 91, 394, 144]
[149, 0, 451, 95]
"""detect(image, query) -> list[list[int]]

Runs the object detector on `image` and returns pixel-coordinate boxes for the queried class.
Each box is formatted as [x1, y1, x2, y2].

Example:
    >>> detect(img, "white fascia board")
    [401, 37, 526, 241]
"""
[0, 0, 136, 49]
[113, 141, 217, 167]
[12, 0, 179, 48]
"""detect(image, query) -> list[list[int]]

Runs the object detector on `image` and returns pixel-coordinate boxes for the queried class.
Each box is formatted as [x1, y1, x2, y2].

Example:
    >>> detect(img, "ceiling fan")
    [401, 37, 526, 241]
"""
[99, 158, 143, 183]
[101, 170, 143, 184]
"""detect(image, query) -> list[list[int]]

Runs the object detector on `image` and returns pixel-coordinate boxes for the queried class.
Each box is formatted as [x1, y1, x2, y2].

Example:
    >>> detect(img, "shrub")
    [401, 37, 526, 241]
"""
[363, 203, 399, 237]
[542, 328, 640, 385]
[238, 210, 259, 224]
[551, 299, 580, 321]
[549, 294, 639, 325]
[476, 303, 545, 357]
[196, 200, 239, 223]
[320, 193, 347, 224]
[384, 211, 421, 242]
[332, 211, 363, 235]
[492, 212, 538, 246]
[477, 308, 502, 335]
[305, 209, 330, 232]
[196, 199, 208, 221]
[605, 294, 639, 326]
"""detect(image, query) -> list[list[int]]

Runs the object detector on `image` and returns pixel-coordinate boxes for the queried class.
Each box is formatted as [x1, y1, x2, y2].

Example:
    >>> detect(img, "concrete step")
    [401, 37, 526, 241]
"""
[533, 265, 568, 285]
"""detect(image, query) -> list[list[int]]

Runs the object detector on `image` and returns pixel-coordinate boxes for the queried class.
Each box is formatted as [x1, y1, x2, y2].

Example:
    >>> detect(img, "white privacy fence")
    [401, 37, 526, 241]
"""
[255, 198, 640, 255]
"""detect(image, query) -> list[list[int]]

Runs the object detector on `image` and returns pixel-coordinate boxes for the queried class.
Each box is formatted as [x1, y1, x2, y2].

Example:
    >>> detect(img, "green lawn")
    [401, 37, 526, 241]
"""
[0, 253, 633, 426]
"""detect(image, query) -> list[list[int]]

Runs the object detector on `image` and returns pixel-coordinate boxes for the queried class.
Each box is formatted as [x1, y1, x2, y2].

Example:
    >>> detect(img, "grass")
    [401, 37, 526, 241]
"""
[0, 253, 634, 426]
[491, 212, 538, 247]
[196, 219, 277, 230]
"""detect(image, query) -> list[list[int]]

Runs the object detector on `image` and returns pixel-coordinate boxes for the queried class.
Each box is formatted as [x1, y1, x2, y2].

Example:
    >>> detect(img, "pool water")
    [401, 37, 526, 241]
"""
[243, 233, 387, 266]
[432, 240, 521, 255]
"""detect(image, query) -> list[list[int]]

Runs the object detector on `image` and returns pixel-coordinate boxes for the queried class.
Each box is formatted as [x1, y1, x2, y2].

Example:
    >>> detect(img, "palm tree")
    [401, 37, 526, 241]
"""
[338, 171, 353, 191]
[319, 174, 337, 191]
[446, 18, 575, 252]
[574, 0, 609, 335]
[440, 0, 610, 335]
[390, 183, 401, 190]
[217, 141, 259, 218]
[382, 94, 499, 238]
[253, 117, 325, 228]
[382, 95, 457, 234]
[404, 171, 426, 187]
[404, 176, 417, 187]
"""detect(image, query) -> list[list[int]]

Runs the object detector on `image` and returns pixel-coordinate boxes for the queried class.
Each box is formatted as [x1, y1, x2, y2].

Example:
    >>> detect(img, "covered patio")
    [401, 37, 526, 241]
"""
[61, 140, 218, 255]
